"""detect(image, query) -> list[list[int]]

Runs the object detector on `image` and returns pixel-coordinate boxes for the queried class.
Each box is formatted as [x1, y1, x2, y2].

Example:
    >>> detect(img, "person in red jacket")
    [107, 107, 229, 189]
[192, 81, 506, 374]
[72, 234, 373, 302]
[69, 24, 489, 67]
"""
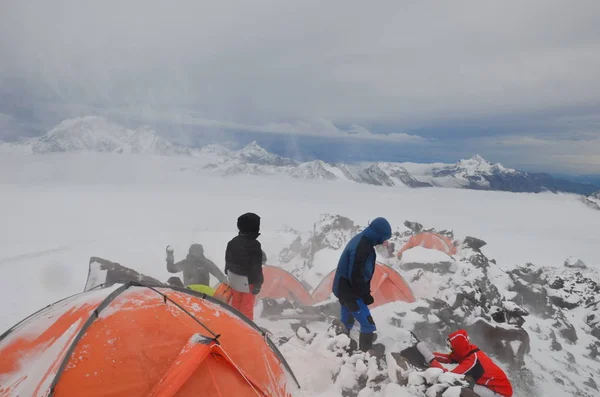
[417, 329, 513, 397]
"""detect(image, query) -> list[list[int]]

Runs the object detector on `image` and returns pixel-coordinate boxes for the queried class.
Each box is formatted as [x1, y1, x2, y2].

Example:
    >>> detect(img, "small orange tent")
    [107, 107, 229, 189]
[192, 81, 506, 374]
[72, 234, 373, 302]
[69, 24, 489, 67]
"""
[256, 266, 313, 306]
[396, 232, 456, 259]
[0, 282, 299, 397]
[311, 263, 416, 308]
[214, 266, 313, 307]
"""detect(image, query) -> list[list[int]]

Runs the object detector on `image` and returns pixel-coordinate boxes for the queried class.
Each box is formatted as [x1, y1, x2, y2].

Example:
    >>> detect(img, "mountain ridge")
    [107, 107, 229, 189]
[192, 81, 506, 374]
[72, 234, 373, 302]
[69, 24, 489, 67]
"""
[2, 116, 598, 195]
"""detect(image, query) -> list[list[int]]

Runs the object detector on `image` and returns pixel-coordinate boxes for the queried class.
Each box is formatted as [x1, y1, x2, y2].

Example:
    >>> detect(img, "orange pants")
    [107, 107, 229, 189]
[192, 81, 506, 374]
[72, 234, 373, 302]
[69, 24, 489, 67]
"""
[230, 288, 256, 320]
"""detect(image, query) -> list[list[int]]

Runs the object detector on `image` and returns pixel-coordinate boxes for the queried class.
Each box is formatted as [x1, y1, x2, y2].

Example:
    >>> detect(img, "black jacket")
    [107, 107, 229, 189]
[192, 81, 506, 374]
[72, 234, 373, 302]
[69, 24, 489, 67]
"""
[224, 234, 264, 286]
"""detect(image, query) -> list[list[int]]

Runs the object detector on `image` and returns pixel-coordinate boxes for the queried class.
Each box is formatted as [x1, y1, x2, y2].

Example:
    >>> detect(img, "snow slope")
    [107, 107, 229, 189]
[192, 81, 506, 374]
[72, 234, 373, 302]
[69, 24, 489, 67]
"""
[1, 153, 600, 396]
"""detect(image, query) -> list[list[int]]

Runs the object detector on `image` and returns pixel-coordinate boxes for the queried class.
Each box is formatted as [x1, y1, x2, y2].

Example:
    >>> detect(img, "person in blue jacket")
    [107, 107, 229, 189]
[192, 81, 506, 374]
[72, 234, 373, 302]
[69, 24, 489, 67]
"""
[332, 217, 392, 352]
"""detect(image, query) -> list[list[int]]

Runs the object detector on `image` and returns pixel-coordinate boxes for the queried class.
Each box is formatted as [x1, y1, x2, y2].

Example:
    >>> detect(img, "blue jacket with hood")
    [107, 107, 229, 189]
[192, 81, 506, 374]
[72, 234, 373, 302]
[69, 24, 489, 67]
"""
[332, 217, 392, 302]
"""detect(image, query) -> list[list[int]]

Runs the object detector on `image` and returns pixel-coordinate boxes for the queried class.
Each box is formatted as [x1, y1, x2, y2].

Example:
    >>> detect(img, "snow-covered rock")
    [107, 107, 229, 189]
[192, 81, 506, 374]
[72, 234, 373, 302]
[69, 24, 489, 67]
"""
[564, 256, 587, 269]
[290, 160, 338, 180]
[582, 191, 600, 210]
[368, 163, 432, 188]
[357, 164, 396, 187]
[277, 214, 361, 285]
[269, 216, 600, 397]
[237, 141, 298, 166]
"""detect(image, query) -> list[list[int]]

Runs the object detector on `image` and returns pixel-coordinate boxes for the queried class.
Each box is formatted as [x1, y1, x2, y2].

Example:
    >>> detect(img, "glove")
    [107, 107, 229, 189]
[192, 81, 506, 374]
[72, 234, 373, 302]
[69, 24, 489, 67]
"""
[416, 341, 435, 364]
[251, 285, 261, 295]
[362, 294, 374, 306]
[166, 245, 174, 264]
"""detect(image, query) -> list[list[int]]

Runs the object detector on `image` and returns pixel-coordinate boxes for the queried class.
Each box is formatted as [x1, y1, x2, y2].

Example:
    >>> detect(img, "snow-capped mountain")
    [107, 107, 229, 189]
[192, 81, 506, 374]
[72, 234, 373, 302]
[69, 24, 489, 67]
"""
[271, 215, 600, 397]
[431, 154, 516, 188]
[201, 147, 599, 195]
[2, 116, 597, 196]
[237, 141, 298, 167]
[5, 116, 195, 156]
[290, 160, 338, 180]
[363, 162, 432, 188]
[404, 155, 599, 195]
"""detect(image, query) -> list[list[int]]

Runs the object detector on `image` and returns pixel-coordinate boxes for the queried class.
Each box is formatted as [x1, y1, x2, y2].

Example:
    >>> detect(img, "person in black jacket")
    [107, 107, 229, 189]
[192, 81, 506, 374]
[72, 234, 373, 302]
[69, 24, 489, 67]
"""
[224, 212, 264, 320]
[166, 243, 226, 287]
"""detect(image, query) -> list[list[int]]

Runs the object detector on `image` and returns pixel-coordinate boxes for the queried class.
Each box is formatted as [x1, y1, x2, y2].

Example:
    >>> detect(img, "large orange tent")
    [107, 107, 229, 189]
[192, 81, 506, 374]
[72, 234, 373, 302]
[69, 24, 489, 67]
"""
[311, 263, 416, 308]
[396, 232, 457, 259]
[0, 282, 299, 397]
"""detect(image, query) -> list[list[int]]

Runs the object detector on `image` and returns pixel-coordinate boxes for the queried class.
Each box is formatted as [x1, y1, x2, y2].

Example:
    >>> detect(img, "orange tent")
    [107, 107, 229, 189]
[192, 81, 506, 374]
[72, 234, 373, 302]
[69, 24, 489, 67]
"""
[256, 266, 313, 306]
[0, 282, 299, 397]
[311, 263, 416, 308]
[213, 266, 313, 307]
[396, 232, 456, 259]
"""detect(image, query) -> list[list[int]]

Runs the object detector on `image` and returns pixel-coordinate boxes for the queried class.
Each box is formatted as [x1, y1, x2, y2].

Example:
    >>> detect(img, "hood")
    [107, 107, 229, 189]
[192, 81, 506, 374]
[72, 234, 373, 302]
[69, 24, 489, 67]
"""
[447, 329, 478, 361]
[237, 212, 261, 235]
[188, 243, 205, 259]
[363, 217, 392, 245]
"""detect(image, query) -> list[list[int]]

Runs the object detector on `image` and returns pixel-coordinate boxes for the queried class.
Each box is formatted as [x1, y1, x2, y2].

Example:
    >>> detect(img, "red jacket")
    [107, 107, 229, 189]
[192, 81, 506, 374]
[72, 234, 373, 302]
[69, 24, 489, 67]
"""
[430, 329, 513, 397]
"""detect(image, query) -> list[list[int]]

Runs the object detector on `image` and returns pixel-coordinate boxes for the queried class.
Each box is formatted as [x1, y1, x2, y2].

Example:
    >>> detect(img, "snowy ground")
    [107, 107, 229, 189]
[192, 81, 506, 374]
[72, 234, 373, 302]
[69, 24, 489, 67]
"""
[1, 153, 599, 396]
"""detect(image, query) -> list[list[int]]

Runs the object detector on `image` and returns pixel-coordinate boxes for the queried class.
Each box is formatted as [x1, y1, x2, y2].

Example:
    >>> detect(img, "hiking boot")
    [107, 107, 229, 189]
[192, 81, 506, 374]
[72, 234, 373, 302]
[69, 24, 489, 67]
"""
[359, 332, 375, 352]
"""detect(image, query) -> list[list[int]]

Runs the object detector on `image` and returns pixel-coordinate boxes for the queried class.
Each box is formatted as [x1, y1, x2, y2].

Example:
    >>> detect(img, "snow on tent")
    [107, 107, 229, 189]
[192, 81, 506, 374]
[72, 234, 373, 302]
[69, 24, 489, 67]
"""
[0, 282, 300, 397]
[396, 232, 457, 259]
[256, 265, 313, 306]
[310, 263, 416, 308]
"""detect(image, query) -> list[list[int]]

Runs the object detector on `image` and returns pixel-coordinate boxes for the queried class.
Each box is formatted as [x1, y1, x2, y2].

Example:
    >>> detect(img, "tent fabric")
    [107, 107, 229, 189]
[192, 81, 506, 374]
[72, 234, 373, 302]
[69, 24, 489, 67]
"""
[0, 283, 299, 397]
[187, 284, 216, 296]
[257, 266, 313, 306]
[396, 232, 457, 259]
[213, 282, 233, 304]
[311, 263, 416, 308]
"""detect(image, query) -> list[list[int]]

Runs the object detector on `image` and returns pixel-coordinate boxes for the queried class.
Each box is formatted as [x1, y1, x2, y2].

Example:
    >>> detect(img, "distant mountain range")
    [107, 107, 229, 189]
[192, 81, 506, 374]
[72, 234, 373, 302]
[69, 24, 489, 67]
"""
[1, 116, 599, 197]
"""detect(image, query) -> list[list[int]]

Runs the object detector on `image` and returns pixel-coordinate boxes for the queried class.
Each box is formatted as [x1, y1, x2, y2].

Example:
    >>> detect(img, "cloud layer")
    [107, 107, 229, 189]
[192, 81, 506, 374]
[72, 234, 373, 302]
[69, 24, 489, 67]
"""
[1, 0, 600, 171]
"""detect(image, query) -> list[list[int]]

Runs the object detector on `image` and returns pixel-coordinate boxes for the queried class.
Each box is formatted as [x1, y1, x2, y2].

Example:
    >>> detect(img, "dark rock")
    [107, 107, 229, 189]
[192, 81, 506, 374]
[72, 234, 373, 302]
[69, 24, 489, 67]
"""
[549, 295, 580, 310]
[584, 377, 598, 391]
[588, 342, 600, 359]
[556, 319, 578, 344]
[549, 277, 565, 289]
[551, 337, 562, 351]
[400, 261, 454, 273]
[260, 298, 295, 316]
[509, 262, 546, 284]
[468, 319, 531, 368]
[436, 229, 455, 239]
[469, 253, 490, 270]
[463, 236, 487, 251]
[404, 221, 423, 233]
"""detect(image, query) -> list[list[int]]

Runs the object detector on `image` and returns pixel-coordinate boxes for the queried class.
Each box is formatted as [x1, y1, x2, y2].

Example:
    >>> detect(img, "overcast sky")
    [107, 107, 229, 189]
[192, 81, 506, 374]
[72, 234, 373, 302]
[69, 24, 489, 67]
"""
[1, 0, 600, 173]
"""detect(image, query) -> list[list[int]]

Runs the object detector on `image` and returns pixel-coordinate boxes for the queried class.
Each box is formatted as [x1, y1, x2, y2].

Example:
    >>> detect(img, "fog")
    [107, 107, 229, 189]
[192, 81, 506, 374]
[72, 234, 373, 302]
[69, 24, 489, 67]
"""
[2, 0, 600, 124]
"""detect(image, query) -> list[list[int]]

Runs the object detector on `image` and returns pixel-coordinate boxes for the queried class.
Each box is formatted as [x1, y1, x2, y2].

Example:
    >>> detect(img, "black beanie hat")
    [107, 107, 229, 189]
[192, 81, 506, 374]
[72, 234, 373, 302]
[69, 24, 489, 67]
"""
[237, 212, 260, 234]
